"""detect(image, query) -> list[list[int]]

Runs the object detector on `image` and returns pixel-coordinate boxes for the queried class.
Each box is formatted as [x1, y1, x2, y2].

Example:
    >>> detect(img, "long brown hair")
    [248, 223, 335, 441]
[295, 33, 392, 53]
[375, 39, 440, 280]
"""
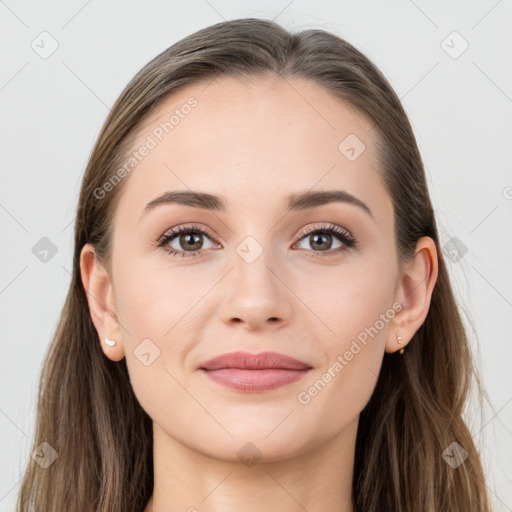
[17, 17, 492, 511]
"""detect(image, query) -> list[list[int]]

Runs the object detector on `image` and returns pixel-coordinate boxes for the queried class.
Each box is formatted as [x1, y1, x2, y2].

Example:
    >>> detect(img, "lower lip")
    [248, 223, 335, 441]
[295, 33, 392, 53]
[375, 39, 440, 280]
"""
[200, 368, 312, 392]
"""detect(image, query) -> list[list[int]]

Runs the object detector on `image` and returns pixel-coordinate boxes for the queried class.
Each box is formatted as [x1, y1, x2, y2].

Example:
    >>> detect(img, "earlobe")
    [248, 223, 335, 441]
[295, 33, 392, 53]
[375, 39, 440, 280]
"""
[79, 243, 125, 361]
[385, 236, 439, 354]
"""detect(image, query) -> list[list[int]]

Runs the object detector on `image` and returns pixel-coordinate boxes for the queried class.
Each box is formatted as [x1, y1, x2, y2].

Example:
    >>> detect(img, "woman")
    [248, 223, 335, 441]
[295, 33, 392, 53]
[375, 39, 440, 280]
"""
[17, 17, 492, 512]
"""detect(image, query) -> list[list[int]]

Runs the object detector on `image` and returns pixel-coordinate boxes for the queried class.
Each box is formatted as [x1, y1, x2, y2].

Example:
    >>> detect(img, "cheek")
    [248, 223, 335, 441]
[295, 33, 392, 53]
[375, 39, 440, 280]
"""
[113, 250, 204, 334]
[295, 282, 393, 437]
[294, 254, 396, 408]
[293, 254, 396, 346]
[113, 256, 210, 417]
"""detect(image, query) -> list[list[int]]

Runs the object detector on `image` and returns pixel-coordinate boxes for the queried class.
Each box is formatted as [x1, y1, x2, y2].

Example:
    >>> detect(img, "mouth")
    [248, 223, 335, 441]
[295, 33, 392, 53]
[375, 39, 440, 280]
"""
[198, 351, 313, 392]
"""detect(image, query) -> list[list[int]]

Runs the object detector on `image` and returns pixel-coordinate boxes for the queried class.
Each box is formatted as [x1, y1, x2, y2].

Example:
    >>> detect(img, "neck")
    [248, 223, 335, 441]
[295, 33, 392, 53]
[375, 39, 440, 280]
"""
[144, 418, 358, 512]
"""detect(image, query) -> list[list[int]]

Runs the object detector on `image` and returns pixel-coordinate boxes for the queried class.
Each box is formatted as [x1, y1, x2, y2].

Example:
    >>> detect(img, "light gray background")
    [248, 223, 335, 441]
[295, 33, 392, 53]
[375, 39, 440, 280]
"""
[1, 1, 511, 510]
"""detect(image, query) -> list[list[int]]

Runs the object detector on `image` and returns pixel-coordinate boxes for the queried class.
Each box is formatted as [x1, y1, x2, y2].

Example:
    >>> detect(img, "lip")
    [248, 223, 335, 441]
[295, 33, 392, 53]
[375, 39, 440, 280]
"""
[198, 351, 313, 392]
[199, 351, 312, 371]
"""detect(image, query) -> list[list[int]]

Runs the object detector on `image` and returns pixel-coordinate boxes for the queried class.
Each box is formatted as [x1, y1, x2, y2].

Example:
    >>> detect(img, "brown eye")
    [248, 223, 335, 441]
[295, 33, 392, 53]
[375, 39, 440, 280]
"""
[178, 232, 204, 251]
[294, 224, 357, 257]
[157, 225, 218, 258]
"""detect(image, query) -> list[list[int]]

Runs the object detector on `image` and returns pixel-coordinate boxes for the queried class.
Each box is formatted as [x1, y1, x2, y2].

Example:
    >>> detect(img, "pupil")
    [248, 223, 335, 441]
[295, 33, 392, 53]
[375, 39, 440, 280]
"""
[311, 233, 331, 251]
[182, 233, 202, 251]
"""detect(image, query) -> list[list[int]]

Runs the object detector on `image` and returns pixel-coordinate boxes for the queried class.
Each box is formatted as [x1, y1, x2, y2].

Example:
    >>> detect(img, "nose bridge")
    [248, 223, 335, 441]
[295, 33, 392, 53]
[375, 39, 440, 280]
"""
[218, 231, 291, 329]
[233, 232, 281, 296]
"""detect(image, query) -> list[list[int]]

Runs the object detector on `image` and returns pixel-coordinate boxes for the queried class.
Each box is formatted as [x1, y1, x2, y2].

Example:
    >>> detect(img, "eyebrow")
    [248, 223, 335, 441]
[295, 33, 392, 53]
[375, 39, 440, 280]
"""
[141, 189, 373, 219]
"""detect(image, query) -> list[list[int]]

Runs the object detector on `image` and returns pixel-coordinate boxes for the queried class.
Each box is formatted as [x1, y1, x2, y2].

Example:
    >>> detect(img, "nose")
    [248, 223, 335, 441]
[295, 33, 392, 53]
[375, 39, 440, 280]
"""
[217, 245, 293, 331]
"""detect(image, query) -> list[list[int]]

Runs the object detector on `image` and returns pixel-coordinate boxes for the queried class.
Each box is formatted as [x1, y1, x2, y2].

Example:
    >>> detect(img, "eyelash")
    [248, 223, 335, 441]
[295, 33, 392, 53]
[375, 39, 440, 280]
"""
[155, 223, 358, 259]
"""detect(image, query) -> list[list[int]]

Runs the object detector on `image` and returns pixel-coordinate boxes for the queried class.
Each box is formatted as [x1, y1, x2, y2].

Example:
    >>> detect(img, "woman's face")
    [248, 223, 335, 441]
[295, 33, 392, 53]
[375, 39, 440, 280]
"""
[98, 75, 403, 461]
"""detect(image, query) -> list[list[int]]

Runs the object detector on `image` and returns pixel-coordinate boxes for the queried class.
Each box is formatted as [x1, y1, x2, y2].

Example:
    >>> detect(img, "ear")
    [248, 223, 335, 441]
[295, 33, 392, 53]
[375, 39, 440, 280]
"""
[79, 243, 125, 361]
[386, 236, 439, 354]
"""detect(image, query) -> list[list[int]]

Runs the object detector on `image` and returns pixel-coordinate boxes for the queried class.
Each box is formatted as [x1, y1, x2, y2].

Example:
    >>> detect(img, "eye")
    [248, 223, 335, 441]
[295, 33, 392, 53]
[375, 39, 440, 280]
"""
[293, 224, 357, 258]
[156, 224, 219, 258]
[155, 222, 357, 259]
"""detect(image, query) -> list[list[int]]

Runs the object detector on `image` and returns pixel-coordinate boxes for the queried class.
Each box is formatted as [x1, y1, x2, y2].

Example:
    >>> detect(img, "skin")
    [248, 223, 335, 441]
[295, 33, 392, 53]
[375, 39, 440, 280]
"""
[80, 75, 438, 512]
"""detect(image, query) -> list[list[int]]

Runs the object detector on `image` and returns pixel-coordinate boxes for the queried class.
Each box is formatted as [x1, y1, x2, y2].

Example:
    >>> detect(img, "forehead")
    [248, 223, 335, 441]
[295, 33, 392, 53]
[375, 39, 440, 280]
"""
[114, 74, 389, 222]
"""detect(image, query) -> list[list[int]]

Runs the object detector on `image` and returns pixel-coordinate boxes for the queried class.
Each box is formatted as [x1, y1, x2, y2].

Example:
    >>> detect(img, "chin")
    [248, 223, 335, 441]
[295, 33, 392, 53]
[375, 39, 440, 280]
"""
[197, 429, 309, 464]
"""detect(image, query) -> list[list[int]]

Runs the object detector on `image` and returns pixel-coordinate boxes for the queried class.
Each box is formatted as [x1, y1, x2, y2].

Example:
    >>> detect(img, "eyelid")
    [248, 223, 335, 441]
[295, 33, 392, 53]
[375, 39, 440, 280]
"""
[156, 223, 217, 244]
[297, 223, 353, 240]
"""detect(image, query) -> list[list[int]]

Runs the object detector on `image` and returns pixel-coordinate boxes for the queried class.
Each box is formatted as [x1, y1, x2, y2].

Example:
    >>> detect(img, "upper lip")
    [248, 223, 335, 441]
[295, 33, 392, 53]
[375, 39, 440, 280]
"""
[199, 351, 312, 371]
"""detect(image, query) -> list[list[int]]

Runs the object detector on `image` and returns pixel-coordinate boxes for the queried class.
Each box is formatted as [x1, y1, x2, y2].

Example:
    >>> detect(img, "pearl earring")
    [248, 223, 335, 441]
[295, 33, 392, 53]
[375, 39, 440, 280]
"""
[397, 333, 405, 355]
[104, 337, 116, 347]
